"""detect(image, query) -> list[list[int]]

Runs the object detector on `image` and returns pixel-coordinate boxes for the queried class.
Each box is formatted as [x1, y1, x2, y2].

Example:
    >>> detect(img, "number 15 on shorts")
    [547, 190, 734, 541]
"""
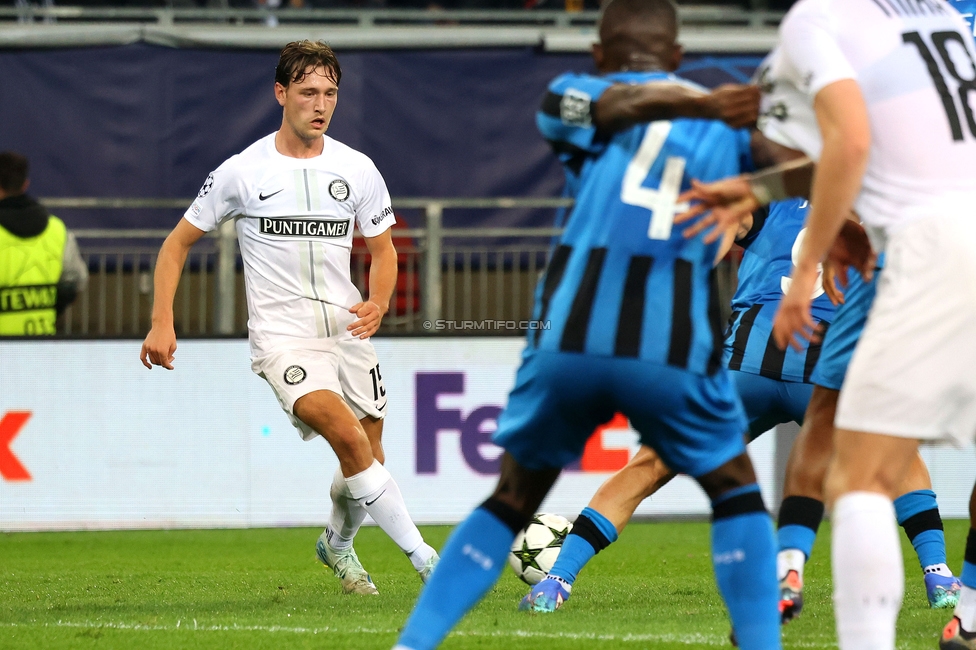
[369, 363, 386, 401]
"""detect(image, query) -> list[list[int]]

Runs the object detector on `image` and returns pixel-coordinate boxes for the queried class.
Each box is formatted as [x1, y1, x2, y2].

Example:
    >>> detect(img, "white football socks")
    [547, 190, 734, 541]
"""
[956, 585, 976, 631]
[832, 492, 904, 650]
[345, 460, 436, 572]
[777, 549, 806, 582]
[325, 467, 366, 551]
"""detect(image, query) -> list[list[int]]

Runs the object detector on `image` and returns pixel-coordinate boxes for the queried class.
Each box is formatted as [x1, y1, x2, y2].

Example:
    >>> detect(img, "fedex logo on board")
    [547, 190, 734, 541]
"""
[0, 411, 32, 481]
[415, 373, 634, 476]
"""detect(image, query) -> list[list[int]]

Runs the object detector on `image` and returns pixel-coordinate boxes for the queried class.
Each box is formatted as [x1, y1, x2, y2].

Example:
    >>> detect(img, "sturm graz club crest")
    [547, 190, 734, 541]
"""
[284, 365, 306, 385]
[329, 179, 350, 202]
[198, 173, 215, 198]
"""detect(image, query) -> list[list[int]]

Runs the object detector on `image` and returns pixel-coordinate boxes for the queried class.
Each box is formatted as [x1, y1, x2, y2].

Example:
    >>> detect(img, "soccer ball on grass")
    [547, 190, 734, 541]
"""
[508, 513, 573, 585]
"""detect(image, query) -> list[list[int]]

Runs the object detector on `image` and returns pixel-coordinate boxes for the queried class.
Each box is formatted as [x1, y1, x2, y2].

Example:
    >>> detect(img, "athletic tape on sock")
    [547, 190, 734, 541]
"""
[330, 467, 345, 499]
[778, 496, 824, 532]
[900, 509, 944, 541]
[345, 460, 391, 501]
[712, 485, 766, 521]
[480, 497, 532, 536]
[573, 508, 618, 552]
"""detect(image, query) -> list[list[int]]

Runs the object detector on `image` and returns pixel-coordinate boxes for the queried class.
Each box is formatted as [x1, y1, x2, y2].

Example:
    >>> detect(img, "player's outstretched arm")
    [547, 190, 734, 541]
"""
[349, 229, 396, 340]
[773, 79, 870, 351]
[675, 157, 816, 243]
[593, 82, 760, 134]
[677, 175, 758, 244]
[140, 218, 207, 369]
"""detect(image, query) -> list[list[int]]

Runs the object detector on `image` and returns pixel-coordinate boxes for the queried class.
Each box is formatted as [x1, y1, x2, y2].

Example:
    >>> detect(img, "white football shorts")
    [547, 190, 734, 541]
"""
[835, 213, 976, 446]
[252, 334, 387, 441]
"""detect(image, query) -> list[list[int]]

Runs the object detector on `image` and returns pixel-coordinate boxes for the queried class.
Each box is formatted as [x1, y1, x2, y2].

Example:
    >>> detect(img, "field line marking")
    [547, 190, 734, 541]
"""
[0, 620, 838, 646]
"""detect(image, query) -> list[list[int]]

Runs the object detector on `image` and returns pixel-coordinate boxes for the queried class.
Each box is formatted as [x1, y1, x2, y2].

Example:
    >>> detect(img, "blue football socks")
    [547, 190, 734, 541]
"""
[548, 507, 618, 585]
[894, 489, 948, 571]
[396, 504, 520, 650]
[711, 484, 781, 650]
[777, 495, 824, 560]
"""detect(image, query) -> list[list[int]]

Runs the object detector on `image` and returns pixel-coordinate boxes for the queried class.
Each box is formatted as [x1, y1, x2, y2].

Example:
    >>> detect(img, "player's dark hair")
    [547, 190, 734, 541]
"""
[601, 0, 677, 35]
[275, 40, 342, 88]
[0, 151, 28, 195]
[599, 0, 679, 66]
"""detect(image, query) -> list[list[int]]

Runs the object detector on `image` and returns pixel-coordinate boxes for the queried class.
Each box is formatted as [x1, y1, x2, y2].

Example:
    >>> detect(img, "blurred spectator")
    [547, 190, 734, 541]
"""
[0, 152, 88, 336]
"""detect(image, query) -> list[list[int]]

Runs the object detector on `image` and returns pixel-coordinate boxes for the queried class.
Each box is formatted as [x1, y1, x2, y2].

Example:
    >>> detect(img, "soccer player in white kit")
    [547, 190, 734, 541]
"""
[677, 1, 976, 648]
[140, 40, 438, 595]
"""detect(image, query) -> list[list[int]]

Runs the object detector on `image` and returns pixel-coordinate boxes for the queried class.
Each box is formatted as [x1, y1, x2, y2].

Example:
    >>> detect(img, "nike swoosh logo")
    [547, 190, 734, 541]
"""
[259, 189, 283, 201]
[364, 490, 386, 507]
[377, 400, 388, 411]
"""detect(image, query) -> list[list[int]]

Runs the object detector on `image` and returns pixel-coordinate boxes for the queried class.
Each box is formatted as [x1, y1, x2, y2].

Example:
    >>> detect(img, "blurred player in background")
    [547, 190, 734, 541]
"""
[524, 207, 959, 624]
[140, 40, 438, 595]
[772, 255, 961, 620]
[393, 1, 783, 649]
[0, 151, 88, 336]
[676, 0, 976, 647]
[519, 196, 838, 616]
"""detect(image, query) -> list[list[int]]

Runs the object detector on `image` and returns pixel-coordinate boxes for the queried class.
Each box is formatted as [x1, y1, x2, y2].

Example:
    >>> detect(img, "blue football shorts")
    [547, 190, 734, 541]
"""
[492, 348, 748, 478]
[731, 370, 813, 441]
[809, 269, 879, 391]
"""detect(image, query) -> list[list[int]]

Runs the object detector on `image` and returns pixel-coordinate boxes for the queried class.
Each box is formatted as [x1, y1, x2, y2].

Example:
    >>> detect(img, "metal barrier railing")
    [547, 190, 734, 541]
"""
[54, 196, 571, 336]
[50, 196, 739, 337]
[0, 6, 783, 29]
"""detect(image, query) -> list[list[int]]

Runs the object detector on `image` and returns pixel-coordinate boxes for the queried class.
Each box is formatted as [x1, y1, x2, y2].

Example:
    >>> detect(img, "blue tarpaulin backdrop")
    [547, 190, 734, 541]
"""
[0, 45, 761, 228]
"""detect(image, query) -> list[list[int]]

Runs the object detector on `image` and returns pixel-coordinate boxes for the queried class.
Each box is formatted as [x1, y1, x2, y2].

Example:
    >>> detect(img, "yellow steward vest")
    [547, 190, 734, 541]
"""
[0, 215, 67, 335]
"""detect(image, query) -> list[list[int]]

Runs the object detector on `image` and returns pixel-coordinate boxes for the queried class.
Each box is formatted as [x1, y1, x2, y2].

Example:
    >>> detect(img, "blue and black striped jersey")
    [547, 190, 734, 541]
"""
[948, 0, 976, 38]
[723, 199, 836, 383]
[533, 70, 753, 375]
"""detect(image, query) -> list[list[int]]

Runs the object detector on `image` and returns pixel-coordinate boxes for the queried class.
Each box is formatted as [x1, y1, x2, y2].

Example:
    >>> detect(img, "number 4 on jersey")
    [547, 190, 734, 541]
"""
[620, 121, 689, 240]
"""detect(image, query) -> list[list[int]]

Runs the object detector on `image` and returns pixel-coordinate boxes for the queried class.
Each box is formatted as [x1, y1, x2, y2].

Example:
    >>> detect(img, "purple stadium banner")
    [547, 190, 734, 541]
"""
[0, 46, 761, 230]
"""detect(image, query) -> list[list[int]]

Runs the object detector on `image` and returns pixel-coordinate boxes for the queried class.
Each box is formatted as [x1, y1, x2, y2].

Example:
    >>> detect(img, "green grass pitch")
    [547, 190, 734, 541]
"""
[1, 520, 967, 649]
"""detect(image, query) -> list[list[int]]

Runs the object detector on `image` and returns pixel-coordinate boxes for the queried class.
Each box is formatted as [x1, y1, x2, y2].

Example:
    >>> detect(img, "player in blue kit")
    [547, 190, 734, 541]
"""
[775, 256, 962, 623]
[519, 197, 834, 615]
[673, 1, 976, 642]
[724, 198, 830, 431]
[522, 205, 960, 624]
[392, 1, 782, 649]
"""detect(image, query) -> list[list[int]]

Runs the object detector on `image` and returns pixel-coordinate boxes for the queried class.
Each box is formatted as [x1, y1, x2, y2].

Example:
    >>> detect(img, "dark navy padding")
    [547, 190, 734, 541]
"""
[0, 45, 760, 230]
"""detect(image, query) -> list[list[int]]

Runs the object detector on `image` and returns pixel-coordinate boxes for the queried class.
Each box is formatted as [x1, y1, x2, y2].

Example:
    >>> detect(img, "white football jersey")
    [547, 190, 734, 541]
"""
[757, 0, 976, 241]
[184, 133, 395, 357]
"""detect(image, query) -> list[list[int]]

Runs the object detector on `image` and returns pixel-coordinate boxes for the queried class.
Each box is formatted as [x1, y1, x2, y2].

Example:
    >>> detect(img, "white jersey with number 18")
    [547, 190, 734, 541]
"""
[184, 133, 396, 358]
[757, 0, 976, 243]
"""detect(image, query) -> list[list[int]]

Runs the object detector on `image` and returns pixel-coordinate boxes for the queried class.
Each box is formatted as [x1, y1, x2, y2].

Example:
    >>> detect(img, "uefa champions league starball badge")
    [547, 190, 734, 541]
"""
[198, 173, 215, 198]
